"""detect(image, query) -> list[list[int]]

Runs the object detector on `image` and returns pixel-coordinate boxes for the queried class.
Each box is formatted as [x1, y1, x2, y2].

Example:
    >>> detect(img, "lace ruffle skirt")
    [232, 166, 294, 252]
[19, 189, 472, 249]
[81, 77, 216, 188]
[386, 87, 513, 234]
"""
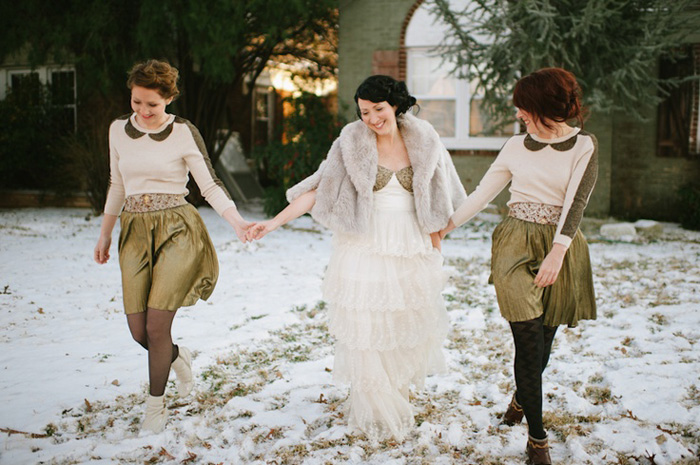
[322, 184, 448, 441]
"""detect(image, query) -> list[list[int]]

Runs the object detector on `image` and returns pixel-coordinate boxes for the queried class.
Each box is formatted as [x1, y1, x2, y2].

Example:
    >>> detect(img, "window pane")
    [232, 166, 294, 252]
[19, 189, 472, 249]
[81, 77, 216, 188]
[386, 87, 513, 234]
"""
[50, 71, 75, 106]
[255, 89, 269, 119]
[657, 46, 696, 158]
[416, 99, 455, 137]
[409, 54, 456, 97]
[470, 98, 516, 136]
[11, 72, 40, 92]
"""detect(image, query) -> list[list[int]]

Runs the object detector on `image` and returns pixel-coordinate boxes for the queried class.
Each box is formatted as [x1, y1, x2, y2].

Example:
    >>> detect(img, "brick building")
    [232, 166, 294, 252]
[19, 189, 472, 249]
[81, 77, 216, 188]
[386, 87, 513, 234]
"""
[338, 0, 700, 220]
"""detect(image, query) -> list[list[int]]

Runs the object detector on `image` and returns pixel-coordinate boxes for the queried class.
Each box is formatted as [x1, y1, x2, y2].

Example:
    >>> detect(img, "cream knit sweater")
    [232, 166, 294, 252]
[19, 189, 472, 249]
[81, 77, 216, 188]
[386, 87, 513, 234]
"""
[450, 127, 598, 248]
[103, 113, 235, 217]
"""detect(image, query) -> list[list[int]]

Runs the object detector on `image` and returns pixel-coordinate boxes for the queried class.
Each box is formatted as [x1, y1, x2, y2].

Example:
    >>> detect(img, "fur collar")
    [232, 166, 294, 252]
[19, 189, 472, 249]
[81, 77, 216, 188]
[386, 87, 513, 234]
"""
[286, 112, 466, 234]
[338, 112, 442, 195]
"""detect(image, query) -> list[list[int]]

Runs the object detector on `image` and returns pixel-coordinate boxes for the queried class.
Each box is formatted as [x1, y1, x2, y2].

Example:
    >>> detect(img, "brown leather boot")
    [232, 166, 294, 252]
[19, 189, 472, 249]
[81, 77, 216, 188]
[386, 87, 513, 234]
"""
[502, 393, 524, 425]
[526, 435, 552, 465]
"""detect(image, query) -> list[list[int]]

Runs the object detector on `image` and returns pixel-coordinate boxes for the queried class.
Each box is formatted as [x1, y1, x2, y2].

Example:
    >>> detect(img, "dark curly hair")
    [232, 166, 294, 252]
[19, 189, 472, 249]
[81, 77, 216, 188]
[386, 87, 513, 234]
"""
[354, 75, 417, 118]
[512, 67, 587, 130]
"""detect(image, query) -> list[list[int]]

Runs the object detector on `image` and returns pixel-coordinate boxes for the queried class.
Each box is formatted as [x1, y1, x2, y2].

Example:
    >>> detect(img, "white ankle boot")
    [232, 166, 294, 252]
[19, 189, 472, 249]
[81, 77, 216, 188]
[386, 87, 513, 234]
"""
[141, 394, 168, 434]
[171, 346, 194, 398]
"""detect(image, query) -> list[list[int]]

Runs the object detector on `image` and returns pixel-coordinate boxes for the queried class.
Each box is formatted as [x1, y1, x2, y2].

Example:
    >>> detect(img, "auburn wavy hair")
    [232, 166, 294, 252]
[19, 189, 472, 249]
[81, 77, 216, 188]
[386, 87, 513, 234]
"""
[127, 59, 180, 100]
[513, 67, 587, 130]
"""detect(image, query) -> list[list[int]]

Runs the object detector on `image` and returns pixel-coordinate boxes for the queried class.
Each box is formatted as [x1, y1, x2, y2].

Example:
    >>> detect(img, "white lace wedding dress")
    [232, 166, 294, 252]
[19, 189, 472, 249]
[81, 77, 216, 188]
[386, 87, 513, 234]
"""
[322, 166, 449, 441]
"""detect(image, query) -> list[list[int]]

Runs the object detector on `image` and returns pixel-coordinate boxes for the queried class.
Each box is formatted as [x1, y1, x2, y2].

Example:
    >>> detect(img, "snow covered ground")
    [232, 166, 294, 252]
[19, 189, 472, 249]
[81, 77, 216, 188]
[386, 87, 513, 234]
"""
[0, 206, 698, 465]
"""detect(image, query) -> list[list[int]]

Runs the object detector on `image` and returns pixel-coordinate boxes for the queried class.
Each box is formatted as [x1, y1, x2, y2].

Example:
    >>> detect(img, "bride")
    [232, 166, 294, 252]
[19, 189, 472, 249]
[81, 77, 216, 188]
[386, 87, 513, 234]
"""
[248, 75, 466, 441]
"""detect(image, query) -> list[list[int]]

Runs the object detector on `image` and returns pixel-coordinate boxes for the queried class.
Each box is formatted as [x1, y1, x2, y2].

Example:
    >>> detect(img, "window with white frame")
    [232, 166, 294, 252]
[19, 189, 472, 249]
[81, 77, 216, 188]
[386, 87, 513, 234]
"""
[49, 69, 77, 131]
[2, 66, 77, 131]
[656, 44, 700, 158]
[253, 85, 275, 147]
[407, 50, 459, 138]
[405, 1, 516, 150]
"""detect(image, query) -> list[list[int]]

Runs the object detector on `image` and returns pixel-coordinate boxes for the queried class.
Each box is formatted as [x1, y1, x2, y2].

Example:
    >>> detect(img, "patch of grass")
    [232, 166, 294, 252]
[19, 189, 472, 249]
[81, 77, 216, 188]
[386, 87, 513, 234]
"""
[415, 401, 438, 427]
[682, 385, 700, 408]
[650, 290, 679, 307]
[649, 313, 668, 326]
[252, 426, 286, 444]
[44, 423, 58, 437]
[543, 411, 602, 440]
[674, 331, 699, 346]
[308, 434, 359, 451]
[604, 309, 617, 319]
[583, 386, 616, 405]
[270, 443, 310, 463]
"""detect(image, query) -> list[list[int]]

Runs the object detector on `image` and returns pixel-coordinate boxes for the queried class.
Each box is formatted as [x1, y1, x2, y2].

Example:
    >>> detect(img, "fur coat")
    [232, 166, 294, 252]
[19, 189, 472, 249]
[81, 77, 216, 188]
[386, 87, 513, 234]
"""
[286, 112, 467, 234]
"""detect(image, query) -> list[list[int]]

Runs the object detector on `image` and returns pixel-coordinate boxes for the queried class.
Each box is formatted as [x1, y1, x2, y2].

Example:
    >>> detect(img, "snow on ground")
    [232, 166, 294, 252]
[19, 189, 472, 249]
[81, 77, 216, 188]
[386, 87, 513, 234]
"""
[0, 206, 698, 465]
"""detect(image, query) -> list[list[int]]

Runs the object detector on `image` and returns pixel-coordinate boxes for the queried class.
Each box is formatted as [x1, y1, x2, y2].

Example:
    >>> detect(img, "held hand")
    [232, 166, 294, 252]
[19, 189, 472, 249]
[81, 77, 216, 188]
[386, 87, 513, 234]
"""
[439, 218, 456, 240]
[247, 220, 278, 241]
[534, 243, 567, 288]
[233, 219, 256, 243]
[430, 232, 442, 252]
[94, 235, 112, 264]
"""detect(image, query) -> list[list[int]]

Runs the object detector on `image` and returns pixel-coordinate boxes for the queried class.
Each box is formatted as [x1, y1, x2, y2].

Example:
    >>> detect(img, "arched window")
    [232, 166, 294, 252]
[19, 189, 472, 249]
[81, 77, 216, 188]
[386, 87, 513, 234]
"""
[404, 1, 515, 150]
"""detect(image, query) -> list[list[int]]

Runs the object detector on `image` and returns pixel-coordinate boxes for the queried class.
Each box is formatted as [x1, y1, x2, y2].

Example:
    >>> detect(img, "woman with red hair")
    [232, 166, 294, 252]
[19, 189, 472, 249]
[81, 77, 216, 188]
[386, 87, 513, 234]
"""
[441, 67, 598, 465]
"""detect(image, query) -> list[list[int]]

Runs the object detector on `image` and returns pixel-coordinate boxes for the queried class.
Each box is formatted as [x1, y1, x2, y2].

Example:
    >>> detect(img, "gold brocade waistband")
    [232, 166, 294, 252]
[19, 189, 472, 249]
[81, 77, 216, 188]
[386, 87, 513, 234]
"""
[123, 194, 187, 213]
[508, 202, 562, 225]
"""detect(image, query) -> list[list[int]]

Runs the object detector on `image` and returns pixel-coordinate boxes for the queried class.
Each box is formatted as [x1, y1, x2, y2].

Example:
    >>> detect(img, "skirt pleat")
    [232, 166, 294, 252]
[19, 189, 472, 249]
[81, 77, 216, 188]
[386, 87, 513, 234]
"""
[118, 204, 218, 314]
[490, 216, 596, 326]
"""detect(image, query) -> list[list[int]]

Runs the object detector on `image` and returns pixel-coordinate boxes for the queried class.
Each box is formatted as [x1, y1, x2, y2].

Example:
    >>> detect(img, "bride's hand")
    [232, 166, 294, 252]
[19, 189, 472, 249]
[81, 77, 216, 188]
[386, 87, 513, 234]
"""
[430, 232, 442, 252]
[233, 219, 256, 243]
[247, 220, 278, 241]
[439, 218, 456, 239]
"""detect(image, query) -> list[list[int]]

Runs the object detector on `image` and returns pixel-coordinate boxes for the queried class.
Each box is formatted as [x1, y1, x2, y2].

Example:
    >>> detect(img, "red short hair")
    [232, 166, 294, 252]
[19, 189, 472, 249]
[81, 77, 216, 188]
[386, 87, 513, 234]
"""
[513, 68, 586, 130]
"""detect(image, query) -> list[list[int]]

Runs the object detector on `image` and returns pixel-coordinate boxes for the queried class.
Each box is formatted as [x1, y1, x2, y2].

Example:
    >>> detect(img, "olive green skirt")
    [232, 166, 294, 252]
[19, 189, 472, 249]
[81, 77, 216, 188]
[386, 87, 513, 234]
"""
[490, 216, 596, 327]
[118, 203, 218, 314]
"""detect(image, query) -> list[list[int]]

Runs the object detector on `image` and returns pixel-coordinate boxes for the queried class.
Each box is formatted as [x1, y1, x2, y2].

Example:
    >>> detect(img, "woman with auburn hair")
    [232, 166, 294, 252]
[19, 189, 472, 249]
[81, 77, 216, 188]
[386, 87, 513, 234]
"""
[93, 59, 254, 434]
[248, 75, 466, 441]
[440, 67, 598, 465]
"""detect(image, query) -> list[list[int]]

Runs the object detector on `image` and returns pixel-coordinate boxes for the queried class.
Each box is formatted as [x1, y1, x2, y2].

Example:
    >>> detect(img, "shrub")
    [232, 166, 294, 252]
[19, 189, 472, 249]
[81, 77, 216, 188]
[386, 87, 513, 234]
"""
[0, 74, 80, 192]
[678, 183, 700, 230]
[60, 93, 120, 213]
[62, 130, 109, 214]
[253, 92, 344, 217]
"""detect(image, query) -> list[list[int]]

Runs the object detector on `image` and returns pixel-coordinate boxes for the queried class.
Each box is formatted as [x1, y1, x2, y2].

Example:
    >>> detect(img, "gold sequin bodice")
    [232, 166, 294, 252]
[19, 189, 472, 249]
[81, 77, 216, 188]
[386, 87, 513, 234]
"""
[373, 165, 414, 192]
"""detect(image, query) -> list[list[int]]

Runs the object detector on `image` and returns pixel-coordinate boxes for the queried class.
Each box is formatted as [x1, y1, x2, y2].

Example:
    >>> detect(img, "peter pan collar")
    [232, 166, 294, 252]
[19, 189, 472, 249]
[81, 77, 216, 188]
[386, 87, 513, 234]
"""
[124, 113, 176, 141]
[524, 127, 580, 151]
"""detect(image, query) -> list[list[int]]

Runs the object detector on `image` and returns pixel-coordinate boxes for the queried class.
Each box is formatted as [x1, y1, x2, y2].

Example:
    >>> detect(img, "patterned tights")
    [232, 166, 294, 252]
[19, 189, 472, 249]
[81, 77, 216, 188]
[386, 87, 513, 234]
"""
[509, 315, 558, 440]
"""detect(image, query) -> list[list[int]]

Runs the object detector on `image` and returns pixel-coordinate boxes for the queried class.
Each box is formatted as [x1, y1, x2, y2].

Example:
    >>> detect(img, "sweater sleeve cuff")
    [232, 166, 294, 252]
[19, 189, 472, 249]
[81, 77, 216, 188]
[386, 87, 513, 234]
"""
[450, 212, 466, 228]
[212, 198, 237, 217]
[553, 234, 572, 249]
[103, 206, 123, 217]
[103, 190, 125, 217]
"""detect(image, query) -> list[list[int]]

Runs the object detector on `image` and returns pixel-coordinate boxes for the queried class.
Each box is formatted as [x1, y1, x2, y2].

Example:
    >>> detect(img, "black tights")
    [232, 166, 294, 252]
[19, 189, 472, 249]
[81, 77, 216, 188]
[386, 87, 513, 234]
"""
[127, 309, 180, 396]
[509, 315, 558, 440]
